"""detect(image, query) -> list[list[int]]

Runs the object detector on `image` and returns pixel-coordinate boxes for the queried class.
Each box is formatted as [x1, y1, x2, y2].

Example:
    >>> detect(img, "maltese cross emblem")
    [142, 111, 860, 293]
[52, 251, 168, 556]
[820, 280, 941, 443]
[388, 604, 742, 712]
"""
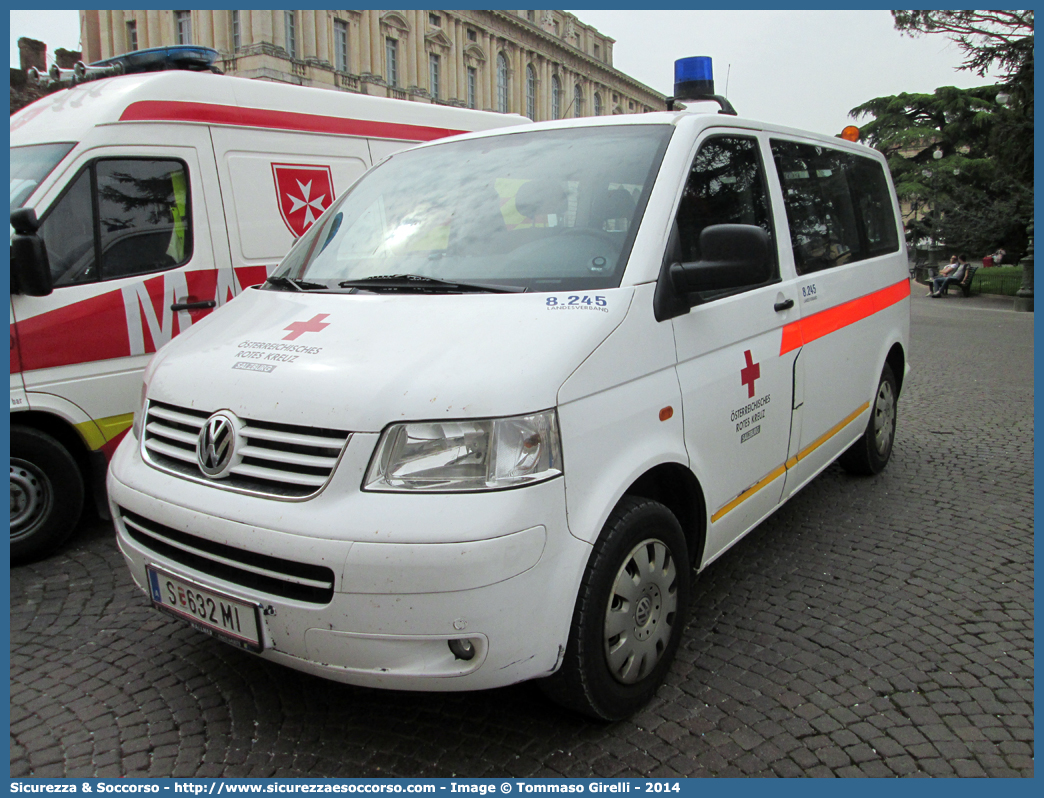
[272, 163, 336, 237]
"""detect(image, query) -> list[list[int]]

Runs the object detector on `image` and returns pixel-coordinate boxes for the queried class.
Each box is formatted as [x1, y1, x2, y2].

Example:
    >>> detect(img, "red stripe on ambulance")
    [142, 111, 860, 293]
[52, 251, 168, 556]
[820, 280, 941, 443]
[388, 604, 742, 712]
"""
[120, 101, 469, 143]
[780, 278, 910, 356]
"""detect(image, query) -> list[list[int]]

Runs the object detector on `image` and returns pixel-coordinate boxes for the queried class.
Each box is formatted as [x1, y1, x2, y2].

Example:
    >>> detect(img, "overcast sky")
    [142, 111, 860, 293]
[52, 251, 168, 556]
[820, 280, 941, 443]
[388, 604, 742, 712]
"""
[10, 9, 997, 136]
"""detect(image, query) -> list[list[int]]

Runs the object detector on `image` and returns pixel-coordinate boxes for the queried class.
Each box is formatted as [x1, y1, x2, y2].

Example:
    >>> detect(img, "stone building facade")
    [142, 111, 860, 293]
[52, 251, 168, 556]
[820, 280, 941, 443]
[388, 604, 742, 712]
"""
[79, 10, 665, 120]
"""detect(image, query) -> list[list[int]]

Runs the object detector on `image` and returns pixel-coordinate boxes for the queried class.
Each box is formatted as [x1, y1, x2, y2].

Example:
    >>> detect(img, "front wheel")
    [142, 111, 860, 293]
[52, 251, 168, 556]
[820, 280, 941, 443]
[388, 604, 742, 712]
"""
[10, 426, 84, 562]
[540, 497, 690, 721]
[840, 363, 898, 476]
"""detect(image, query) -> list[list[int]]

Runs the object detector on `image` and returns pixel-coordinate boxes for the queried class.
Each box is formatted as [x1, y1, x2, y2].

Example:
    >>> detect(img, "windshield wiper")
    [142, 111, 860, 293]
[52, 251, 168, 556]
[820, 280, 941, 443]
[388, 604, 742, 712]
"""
[337, 274, 525, 294]
[264, 275, 328, 291]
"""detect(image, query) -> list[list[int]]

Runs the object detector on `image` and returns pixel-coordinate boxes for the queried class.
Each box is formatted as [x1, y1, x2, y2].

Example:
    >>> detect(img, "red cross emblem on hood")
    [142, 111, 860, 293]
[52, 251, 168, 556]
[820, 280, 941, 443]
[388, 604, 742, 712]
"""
[272, 163, 336, 237]
[283, 314, 331, 341]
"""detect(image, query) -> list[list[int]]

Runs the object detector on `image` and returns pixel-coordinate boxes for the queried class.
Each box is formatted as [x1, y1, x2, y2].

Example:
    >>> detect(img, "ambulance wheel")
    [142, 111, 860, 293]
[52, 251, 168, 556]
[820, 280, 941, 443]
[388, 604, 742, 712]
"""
[840, 363, 898, 476]
[540, 497, 689, 721]
[10, 426, 84, 563]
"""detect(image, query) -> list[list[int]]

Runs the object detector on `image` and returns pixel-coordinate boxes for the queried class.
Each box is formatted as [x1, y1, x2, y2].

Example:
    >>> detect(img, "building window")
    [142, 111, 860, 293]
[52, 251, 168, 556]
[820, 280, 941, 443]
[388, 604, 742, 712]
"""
[527, 11, 535, 22]
[467, 29, 477, 42]
[551, 75, 560, 119]
[593, 43, 600, 59]
[574, 84, 583, 117]
[284, 11, 297, 58]
[230, 11, 240, 51]
[554, 20, 560, 37]
[386, 38, 398, 87]
[496, 53, 508, 113]
[429, 13, 440, 27]
[466, 66, 477, 109]
[126, 20, 138, 51]
[628, 100, 635, 110]
[525, 64, 536, 120]
[429, 53, 440, 100]
[334, 19, 348, 72]
[594, 92, 602, 116]
[175, 11, 192, 45]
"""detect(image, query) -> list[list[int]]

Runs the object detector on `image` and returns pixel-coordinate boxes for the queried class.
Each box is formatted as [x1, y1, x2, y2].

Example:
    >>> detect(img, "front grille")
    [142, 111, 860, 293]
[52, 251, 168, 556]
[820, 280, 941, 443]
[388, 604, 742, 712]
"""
[120, 507, 335, 604]
[142, 400, 350, 498]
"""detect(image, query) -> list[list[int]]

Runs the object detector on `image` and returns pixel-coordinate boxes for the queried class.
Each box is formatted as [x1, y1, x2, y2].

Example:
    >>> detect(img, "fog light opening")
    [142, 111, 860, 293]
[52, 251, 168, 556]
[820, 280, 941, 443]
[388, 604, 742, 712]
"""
[448, 638, 476, 661]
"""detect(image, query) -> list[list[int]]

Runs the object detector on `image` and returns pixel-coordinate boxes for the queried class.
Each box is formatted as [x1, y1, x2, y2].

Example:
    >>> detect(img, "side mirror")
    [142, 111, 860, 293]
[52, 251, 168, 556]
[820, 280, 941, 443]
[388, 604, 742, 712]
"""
[668, 224, 772, 295]
[10, 208, 53, 297]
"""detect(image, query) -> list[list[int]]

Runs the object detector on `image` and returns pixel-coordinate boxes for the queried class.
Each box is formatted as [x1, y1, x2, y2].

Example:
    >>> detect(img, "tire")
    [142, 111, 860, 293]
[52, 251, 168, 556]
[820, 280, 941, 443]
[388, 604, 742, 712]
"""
[540, 497, 690, 721]
[10, 426, 85, 562]
[839, 363, 898, 476]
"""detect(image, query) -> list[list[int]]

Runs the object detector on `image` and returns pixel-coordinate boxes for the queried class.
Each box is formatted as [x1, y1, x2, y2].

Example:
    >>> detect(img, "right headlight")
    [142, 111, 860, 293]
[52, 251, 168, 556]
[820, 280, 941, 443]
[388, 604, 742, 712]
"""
[363, 409, 563, 492]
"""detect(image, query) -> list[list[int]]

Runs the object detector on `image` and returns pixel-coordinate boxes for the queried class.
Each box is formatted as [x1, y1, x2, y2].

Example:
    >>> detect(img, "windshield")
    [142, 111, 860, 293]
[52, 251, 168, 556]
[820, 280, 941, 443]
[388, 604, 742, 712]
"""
[275, 125, 673, 292]
[10, 142, 75, 212]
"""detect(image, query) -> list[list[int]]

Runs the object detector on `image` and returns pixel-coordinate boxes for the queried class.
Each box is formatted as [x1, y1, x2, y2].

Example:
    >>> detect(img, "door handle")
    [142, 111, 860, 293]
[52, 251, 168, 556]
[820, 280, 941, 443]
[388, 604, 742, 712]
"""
[170, 300, 216, 312]
[774, 298, 794, 312]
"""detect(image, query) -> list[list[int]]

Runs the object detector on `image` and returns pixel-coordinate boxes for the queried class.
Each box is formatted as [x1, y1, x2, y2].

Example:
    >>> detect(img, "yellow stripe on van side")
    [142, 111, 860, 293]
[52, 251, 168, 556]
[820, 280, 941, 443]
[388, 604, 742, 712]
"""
[74, 413, 134, 451]
[711, 401, 871, 524]
[710, 464, 787, 524]
[789, 402, 870, 468]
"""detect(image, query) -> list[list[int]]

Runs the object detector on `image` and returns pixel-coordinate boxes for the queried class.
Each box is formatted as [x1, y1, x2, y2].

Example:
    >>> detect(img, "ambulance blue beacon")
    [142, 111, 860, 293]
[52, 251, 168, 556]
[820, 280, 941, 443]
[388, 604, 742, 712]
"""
[107, 57, 910, 720]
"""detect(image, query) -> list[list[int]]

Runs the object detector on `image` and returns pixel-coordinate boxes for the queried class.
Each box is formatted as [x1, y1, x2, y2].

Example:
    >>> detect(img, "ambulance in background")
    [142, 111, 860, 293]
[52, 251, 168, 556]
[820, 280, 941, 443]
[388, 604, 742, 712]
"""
[10, 46, 529, 561]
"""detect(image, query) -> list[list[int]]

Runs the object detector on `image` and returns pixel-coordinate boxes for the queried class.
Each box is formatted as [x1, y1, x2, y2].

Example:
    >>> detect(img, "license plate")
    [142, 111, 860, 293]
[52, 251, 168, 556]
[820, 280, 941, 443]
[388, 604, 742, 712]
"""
[146, 566, 263, 652]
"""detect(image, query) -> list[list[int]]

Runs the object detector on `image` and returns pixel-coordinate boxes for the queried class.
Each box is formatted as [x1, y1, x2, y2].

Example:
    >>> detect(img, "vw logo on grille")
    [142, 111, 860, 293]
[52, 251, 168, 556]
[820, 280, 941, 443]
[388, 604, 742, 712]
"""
[196, 412, 240, 478]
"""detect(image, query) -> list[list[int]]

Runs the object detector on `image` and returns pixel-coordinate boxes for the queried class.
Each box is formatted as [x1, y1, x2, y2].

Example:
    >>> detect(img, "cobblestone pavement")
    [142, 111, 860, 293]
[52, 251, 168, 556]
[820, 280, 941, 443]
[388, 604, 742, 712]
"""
[11, 291, 1033, 778]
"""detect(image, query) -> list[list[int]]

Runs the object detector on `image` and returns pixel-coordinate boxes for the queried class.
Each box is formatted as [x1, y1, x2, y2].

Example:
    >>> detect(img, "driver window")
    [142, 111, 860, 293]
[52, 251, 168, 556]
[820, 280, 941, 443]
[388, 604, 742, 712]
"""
[675, 136, 777, 275]
[97, 159, 192, 279]
[38, 158, 192, 288]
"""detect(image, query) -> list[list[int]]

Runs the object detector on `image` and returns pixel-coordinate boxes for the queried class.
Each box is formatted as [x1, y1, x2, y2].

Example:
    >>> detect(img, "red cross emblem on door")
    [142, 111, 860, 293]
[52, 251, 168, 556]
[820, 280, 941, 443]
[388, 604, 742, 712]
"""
[272, 163, 336, 237]
[740, 349, 760, 398]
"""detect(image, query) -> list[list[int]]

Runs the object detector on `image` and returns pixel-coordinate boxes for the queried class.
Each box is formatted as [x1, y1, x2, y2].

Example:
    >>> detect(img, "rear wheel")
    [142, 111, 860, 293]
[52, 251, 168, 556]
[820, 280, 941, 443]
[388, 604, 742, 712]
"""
[540, 497, 690, 721]
[840, 363, 898, 476]
[10, 426, 84, 562]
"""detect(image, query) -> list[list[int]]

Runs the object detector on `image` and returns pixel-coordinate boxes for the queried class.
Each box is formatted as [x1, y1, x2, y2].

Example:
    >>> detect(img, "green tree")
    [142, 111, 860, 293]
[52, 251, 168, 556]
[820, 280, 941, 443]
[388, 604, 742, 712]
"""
[891, 10, 1034, 81]
[848, 11, 1033, 259]
[850, 86, 1019, 256]
[892, 9, 1033, 187]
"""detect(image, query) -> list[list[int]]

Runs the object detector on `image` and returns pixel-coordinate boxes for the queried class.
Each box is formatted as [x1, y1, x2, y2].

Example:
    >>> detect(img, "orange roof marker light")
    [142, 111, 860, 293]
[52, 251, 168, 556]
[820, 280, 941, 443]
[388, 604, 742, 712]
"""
[841, 125, 861, 143]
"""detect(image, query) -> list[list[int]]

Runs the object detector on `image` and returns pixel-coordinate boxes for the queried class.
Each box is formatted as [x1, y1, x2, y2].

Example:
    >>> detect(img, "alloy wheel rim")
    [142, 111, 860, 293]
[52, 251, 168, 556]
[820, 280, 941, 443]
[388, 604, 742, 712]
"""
[10, 458, 52, 542]
[604, 538, 678, 685]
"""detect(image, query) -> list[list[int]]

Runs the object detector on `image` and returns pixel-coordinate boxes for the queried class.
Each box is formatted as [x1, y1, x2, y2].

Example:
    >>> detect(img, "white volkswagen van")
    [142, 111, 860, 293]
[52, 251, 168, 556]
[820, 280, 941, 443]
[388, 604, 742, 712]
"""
[10, 46, 527, 560]
[106, 58, 910, 719]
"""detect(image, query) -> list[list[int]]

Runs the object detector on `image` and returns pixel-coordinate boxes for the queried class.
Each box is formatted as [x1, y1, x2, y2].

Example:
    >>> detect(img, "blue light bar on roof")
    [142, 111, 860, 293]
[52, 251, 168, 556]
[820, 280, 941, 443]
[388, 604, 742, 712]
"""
[674, 56, 715, 100]
[91, 45, 220, 75]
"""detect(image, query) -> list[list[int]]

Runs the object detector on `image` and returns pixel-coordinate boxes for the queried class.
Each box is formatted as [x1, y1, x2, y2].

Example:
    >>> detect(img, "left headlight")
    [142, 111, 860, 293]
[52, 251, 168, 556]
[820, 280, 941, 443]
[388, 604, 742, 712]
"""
[363, 409, 563, 492]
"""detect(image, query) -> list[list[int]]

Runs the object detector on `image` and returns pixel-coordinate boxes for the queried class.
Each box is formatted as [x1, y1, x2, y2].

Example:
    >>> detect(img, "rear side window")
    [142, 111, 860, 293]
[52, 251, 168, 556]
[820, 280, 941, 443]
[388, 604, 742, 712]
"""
[39, 158, 192, 287]
[770, 140, 898, 275]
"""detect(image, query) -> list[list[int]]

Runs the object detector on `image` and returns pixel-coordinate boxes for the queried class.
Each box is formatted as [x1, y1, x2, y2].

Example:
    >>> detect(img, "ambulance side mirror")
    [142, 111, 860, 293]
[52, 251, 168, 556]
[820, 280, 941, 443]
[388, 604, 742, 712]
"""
[10, 208, 53, 297]
[668, 224, 772, 295]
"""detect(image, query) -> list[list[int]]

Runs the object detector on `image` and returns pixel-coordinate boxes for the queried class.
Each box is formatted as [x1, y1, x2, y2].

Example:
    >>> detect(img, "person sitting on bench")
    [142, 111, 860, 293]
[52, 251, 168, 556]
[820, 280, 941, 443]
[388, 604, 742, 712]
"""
[928, 256, 960, 296]
[930, 254, 969, 297]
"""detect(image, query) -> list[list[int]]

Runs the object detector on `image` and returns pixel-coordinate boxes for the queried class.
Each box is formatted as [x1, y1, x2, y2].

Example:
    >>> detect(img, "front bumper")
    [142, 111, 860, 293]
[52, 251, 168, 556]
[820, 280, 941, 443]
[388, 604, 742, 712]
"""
[108, 432, 591, 692]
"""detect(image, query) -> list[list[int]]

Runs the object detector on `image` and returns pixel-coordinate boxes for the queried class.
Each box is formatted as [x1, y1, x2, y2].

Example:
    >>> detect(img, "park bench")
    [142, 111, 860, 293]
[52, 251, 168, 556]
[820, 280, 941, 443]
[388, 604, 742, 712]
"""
[937, 265, 978, 297]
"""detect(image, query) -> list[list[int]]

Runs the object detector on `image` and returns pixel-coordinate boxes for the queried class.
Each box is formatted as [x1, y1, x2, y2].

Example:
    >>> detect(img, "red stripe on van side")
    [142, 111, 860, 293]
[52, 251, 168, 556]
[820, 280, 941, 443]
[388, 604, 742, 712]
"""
[779, 278, 910, 356]
[120, 101, 469, 142]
